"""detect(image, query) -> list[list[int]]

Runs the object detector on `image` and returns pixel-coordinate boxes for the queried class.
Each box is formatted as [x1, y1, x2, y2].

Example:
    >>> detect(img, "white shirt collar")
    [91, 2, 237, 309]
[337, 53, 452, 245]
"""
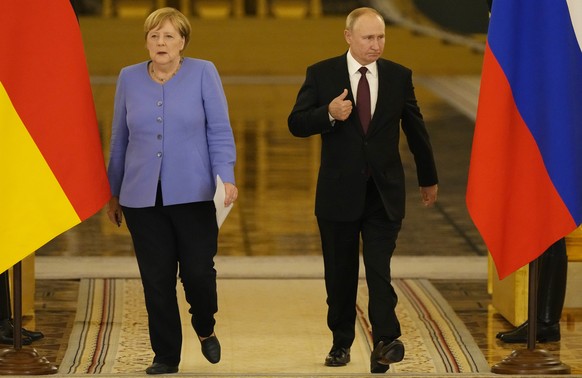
[347, 50, 378, 77]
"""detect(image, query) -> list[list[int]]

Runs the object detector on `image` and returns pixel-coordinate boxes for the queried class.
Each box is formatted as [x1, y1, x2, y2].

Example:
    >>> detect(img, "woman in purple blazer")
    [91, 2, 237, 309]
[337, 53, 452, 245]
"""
[106, 7, 237, 375]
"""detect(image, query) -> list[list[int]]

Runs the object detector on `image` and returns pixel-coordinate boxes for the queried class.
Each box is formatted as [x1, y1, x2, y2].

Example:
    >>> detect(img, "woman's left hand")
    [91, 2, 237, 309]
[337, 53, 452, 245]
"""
[224, 183, 238, 207]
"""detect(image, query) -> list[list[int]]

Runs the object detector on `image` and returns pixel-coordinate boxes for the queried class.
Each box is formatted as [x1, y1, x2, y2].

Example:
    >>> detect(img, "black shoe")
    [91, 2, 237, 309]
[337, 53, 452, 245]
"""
[370, 339, 405, 373]
[200, 335, 221, 364]
[0, 319, 44, 342]
[0, 333, 33, 345]
[324, 346, 350, 366]
[21, 327, 44, 341]
[371, 361, 390, 374]
[0, 320, 33, 345]
[145, 362, 178, 375]
[496, 321, 560, 343]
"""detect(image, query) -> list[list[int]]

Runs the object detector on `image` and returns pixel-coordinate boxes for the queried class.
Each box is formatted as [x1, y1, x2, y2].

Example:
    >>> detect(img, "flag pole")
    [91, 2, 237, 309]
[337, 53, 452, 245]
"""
[491, 258, 570, 374]
[0, 261, 57, 375]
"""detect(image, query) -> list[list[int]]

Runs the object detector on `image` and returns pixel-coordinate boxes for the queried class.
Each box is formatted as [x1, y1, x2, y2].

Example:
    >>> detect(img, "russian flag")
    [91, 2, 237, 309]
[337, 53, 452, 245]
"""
[467, 0, 582, 279]
[0, 0, 110, 273]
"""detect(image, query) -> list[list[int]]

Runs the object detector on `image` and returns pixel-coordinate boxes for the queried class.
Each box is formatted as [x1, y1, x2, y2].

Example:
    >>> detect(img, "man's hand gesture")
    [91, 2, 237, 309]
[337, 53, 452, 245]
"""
[328, 89, 352, 121]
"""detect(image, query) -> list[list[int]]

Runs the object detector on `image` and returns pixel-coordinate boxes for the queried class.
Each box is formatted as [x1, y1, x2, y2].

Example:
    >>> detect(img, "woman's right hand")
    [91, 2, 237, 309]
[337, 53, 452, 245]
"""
[107, 196, 123, 227]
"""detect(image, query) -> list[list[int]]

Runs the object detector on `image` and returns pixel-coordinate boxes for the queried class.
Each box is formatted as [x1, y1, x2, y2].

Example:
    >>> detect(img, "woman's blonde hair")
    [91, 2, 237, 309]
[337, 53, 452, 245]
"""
[144, 7, 191, 49]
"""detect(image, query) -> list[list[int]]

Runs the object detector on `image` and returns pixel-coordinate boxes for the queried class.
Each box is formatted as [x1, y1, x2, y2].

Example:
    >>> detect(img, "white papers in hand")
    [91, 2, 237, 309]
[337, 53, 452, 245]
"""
[214, 175, 233, 228]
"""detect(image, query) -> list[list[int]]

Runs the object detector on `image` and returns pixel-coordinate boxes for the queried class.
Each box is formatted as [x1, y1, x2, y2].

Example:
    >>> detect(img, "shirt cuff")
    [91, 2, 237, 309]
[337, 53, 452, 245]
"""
[328, 112, 335, 125]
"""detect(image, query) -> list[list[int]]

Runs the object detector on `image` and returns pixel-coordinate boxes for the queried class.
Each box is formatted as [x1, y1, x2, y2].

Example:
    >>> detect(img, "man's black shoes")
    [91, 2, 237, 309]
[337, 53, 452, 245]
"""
[0, 333, 32, 345]
[21, 327, 45, 341]
[370, 339, 405, 373]
[145, 362, 178, 375]
[0, 319, 42, 345]
[496, 321, 560, 343]
[201, 335, 221, 364]
[324, 346, 351, 366]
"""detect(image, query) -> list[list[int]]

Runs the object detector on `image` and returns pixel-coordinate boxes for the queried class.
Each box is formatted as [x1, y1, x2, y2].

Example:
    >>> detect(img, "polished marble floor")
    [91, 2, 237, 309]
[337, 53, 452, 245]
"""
[12, 13, 582, 375]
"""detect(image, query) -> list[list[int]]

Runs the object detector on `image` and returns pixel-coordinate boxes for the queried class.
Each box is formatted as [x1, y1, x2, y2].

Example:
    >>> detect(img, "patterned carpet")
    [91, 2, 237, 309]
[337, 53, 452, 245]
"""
[58, 278, 489, 375]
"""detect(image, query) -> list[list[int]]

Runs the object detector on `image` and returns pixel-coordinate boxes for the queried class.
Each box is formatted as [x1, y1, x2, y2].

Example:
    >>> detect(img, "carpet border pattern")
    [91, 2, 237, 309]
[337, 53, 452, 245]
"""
[59, 279, 123, 374]
[59, 278, 489, 374]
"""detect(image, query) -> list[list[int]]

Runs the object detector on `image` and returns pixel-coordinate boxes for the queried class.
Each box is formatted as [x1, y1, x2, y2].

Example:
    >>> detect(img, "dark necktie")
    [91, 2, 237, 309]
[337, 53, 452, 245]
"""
[357, 66, 371, 134]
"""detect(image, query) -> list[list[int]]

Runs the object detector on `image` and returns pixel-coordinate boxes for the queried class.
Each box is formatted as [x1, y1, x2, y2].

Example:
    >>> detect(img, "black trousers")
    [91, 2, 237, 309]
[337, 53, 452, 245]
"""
[317, 179, 402, 349]
[122, 184, 218, 366]
[537, 238, 567, 324]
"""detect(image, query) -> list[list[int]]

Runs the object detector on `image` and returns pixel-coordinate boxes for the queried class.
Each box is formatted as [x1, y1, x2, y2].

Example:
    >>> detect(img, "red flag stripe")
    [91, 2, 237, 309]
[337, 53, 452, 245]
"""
[466, 46, 575, 279]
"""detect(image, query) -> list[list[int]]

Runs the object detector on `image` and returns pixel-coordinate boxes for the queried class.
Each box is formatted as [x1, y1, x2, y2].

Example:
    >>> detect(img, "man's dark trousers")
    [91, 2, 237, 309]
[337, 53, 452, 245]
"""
[317, 179, 402, 348]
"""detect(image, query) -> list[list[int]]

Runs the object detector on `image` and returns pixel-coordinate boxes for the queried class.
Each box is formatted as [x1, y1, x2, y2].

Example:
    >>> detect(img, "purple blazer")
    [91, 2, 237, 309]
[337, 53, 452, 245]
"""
[107, 58, 236, 208]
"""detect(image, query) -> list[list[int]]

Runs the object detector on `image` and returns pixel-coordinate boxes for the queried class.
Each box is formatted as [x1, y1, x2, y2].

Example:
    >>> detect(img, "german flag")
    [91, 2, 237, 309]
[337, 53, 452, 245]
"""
[0, 0, 110, 273]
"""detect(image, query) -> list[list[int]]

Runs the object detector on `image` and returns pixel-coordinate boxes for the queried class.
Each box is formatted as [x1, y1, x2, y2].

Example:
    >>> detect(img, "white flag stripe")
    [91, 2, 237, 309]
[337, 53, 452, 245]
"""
[567, 0, 582, 52]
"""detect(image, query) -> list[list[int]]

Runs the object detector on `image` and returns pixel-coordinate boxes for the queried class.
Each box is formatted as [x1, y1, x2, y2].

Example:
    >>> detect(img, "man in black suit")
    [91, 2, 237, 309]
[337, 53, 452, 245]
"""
[288, 7, 438, 374]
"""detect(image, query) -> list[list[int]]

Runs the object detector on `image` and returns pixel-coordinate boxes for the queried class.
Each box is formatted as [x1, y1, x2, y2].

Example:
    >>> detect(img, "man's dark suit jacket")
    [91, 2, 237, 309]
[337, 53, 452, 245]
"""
[288, 54, 438, 222]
